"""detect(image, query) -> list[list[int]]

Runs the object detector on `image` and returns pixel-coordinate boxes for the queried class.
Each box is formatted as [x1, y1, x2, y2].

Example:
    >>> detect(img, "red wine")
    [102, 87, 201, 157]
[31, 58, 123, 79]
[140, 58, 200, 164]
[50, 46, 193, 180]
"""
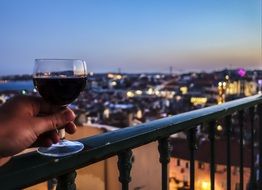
[33, 77, 86, 105]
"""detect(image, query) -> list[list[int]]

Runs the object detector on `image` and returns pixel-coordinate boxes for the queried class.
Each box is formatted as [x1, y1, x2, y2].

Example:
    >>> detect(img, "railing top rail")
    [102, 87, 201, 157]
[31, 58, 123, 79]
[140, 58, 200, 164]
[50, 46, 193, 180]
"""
[1, 94, 262, 189]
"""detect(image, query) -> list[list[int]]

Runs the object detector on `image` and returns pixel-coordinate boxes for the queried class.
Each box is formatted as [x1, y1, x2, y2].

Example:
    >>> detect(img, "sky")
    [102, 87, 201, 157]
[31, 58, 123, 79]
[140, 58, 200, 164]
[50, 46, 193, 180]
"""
[0, 0, 261, 75]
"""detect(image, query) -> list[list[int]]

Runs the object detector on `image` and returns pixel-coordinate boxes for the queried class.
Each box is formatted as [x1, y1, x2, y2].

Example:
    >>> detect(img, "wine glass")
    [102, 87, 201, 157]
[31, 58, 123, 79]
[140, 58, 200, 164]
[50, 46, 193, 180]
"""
[33, 59, 87, 157]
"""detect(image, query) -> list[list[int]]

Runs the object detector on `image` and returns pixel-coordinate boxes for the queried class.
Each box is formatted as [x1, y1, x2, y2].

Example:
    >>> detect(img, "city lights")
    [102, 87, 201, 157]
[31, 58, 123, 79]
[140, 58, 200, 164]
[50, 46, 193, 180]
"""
[180, 86, 188, 95]
[136, 110, 143, 119]
[217, 81, 227, 104]
[216, 125, 223, 131]
[0, 69, 259, 190]
[201, 181, 210, 190]
[135, 90, 143, 95]
[103, 109, 110, 119]
[147, 88, 154, 95]
[190, 97, 207, 106]
[111, 81, 117, 86]
[127, 91, 135, 98]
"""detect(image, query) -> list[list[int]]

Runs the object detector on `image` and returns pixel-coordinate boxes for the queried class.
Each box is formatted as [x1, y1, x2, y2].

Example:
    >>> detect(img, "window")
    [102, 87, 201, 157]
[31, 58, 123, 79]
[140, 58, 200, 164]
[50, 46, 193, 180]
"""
[177, 159, 181, 166]
[198, 162, 205, 169]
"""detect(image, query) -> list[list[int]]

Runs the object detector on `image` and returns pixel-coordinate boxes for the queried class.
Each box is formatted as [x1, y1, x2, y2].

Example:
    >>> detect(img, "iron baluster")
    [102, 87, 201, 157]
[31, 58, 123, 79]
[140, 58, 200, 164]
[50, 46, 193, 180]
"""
[225, 115, 232, 190]
[249, 107, 255, 189]
[239, 110, 244, 190]
[117, 149, 133, 190]
[258, 104, 262, 189]
[56, 171, 77, 190]
[209, 120, 215, 190]
[187, 128, 197, 190]
[158, 138, 171, 190]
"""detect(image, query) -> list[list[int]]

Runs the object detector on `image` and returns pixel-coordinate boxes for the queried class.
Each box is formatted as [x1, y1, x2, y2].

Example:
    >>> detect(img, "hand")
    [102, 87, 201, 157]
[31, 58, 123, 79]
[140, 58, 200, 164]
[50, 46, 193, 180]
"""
[0, 95, 77, 158]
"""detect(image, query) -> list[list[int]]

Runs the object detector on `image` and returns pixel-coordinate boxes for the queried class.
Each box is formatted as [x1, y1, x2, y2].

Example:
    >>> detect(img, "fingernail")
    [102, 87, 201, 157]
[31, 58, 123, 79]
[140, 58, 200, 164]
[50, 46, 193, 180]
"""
[63, 110, 75, 121]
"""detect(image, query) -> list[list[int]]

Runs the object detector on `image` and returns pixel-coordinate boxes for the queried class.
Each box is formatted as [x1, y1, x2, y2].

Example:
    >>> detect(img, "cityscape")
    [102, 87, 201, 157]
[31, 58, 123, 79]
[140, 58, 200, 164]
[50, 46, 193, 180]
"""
[0, 68, 261, 189]
[0, 0, 261, 189]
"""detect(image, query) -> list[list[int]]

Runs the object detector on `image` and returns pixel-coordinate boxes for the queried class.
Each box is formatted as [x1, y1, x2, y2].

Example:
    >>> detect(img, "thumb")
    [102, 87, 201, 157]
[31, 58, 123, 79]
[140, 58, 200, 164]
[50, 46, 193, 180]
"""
[32, 109, 76, 135]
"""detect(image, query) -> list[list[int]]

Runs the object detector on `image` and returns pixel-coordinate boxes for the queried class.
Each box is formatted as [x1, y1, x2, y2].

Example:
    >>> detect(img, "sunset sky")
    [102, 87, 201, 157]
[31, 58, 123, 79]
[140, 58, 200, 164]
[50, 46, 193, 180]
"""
[0, 0, 261, 75]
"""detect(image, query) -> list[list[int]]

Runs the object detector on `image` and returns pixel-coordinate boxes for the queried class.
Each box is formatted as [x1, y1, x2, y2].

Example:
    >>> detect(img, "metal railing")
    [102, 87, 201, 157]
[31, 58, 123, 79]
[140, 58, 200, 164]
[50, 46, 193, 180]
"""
[1, 94, 262, 190]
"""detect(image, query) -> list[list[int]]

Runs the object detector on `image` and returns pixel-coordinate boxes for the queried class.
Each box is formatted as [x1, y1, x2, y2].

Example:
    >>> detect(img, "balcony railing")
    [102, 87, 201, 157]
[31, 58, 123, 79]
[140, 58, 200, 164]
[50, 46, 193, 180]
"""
[1, 94, 262, 190]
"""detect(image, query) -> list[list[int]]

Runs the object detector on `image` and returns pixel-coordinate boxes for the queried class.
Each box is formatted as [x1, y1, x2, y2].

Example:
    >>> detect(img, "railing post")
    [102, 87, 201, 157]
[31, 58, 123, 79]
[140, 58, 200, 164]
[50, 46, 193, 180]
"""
[117, 149, 133, 190]
[187, 128, 197, 190]
[158, 137, 171, 190]
[239, 110, 244, 190]
[258, 104, 262, 189]
[56, 171, 77, 190]
[249, 107, 256, 189]
[209, 120, 215, 190]
[225, 115, 231, 190]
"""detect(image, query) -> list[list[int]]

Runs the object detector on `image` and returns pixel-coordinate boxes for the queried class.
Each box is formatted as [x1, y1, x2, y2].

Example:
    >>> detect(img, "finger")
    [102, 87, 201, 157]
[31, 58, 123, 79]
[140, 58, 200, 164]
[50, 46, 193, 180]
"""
[21, 96, 61, 116]
[49, 130, 60, 144]
[30, 97, 61, 115]
[0, 95, 41, 116]
[64, 122, 77, 134]
[32, 109, 76, 135]
[31, 133, 54, 147]
[38, 101, 63, 115]
[41, 138, 53, 147]
[3, 95, 56, 116]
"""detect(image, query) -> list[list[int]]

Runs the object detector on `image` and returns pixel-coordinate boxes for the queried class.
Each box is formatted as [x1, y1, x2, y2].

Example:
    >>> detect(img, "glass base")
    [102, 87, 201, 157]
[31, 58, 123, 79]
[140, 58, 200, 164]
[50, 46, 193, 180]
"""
[37, 139, 84, 157]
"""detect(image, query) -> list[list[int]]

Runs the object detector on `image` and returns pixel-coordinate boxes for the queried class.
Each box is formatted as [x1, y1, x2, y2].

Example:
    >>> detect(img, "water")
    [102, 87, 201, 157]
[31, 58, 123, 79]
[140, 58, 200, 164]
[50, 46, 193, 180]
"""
[0, 80, 34, 91]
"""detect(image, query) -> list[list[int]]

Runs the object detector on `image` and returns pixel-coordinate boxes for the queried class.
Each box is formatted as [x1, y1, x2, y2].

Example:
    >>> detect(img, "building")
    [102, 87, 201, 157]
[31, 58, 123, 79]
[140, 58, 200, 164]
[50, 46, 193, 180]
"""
[169, 137, 251, 190]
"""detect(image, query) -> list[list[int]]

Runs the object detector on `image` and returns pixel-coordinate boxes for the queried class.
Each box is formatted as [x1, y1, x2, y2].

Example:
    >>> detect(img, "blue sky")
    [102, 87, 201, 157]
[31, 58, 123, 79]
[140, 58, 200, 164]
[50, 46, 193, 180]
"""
[0, 0, 261, 75]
